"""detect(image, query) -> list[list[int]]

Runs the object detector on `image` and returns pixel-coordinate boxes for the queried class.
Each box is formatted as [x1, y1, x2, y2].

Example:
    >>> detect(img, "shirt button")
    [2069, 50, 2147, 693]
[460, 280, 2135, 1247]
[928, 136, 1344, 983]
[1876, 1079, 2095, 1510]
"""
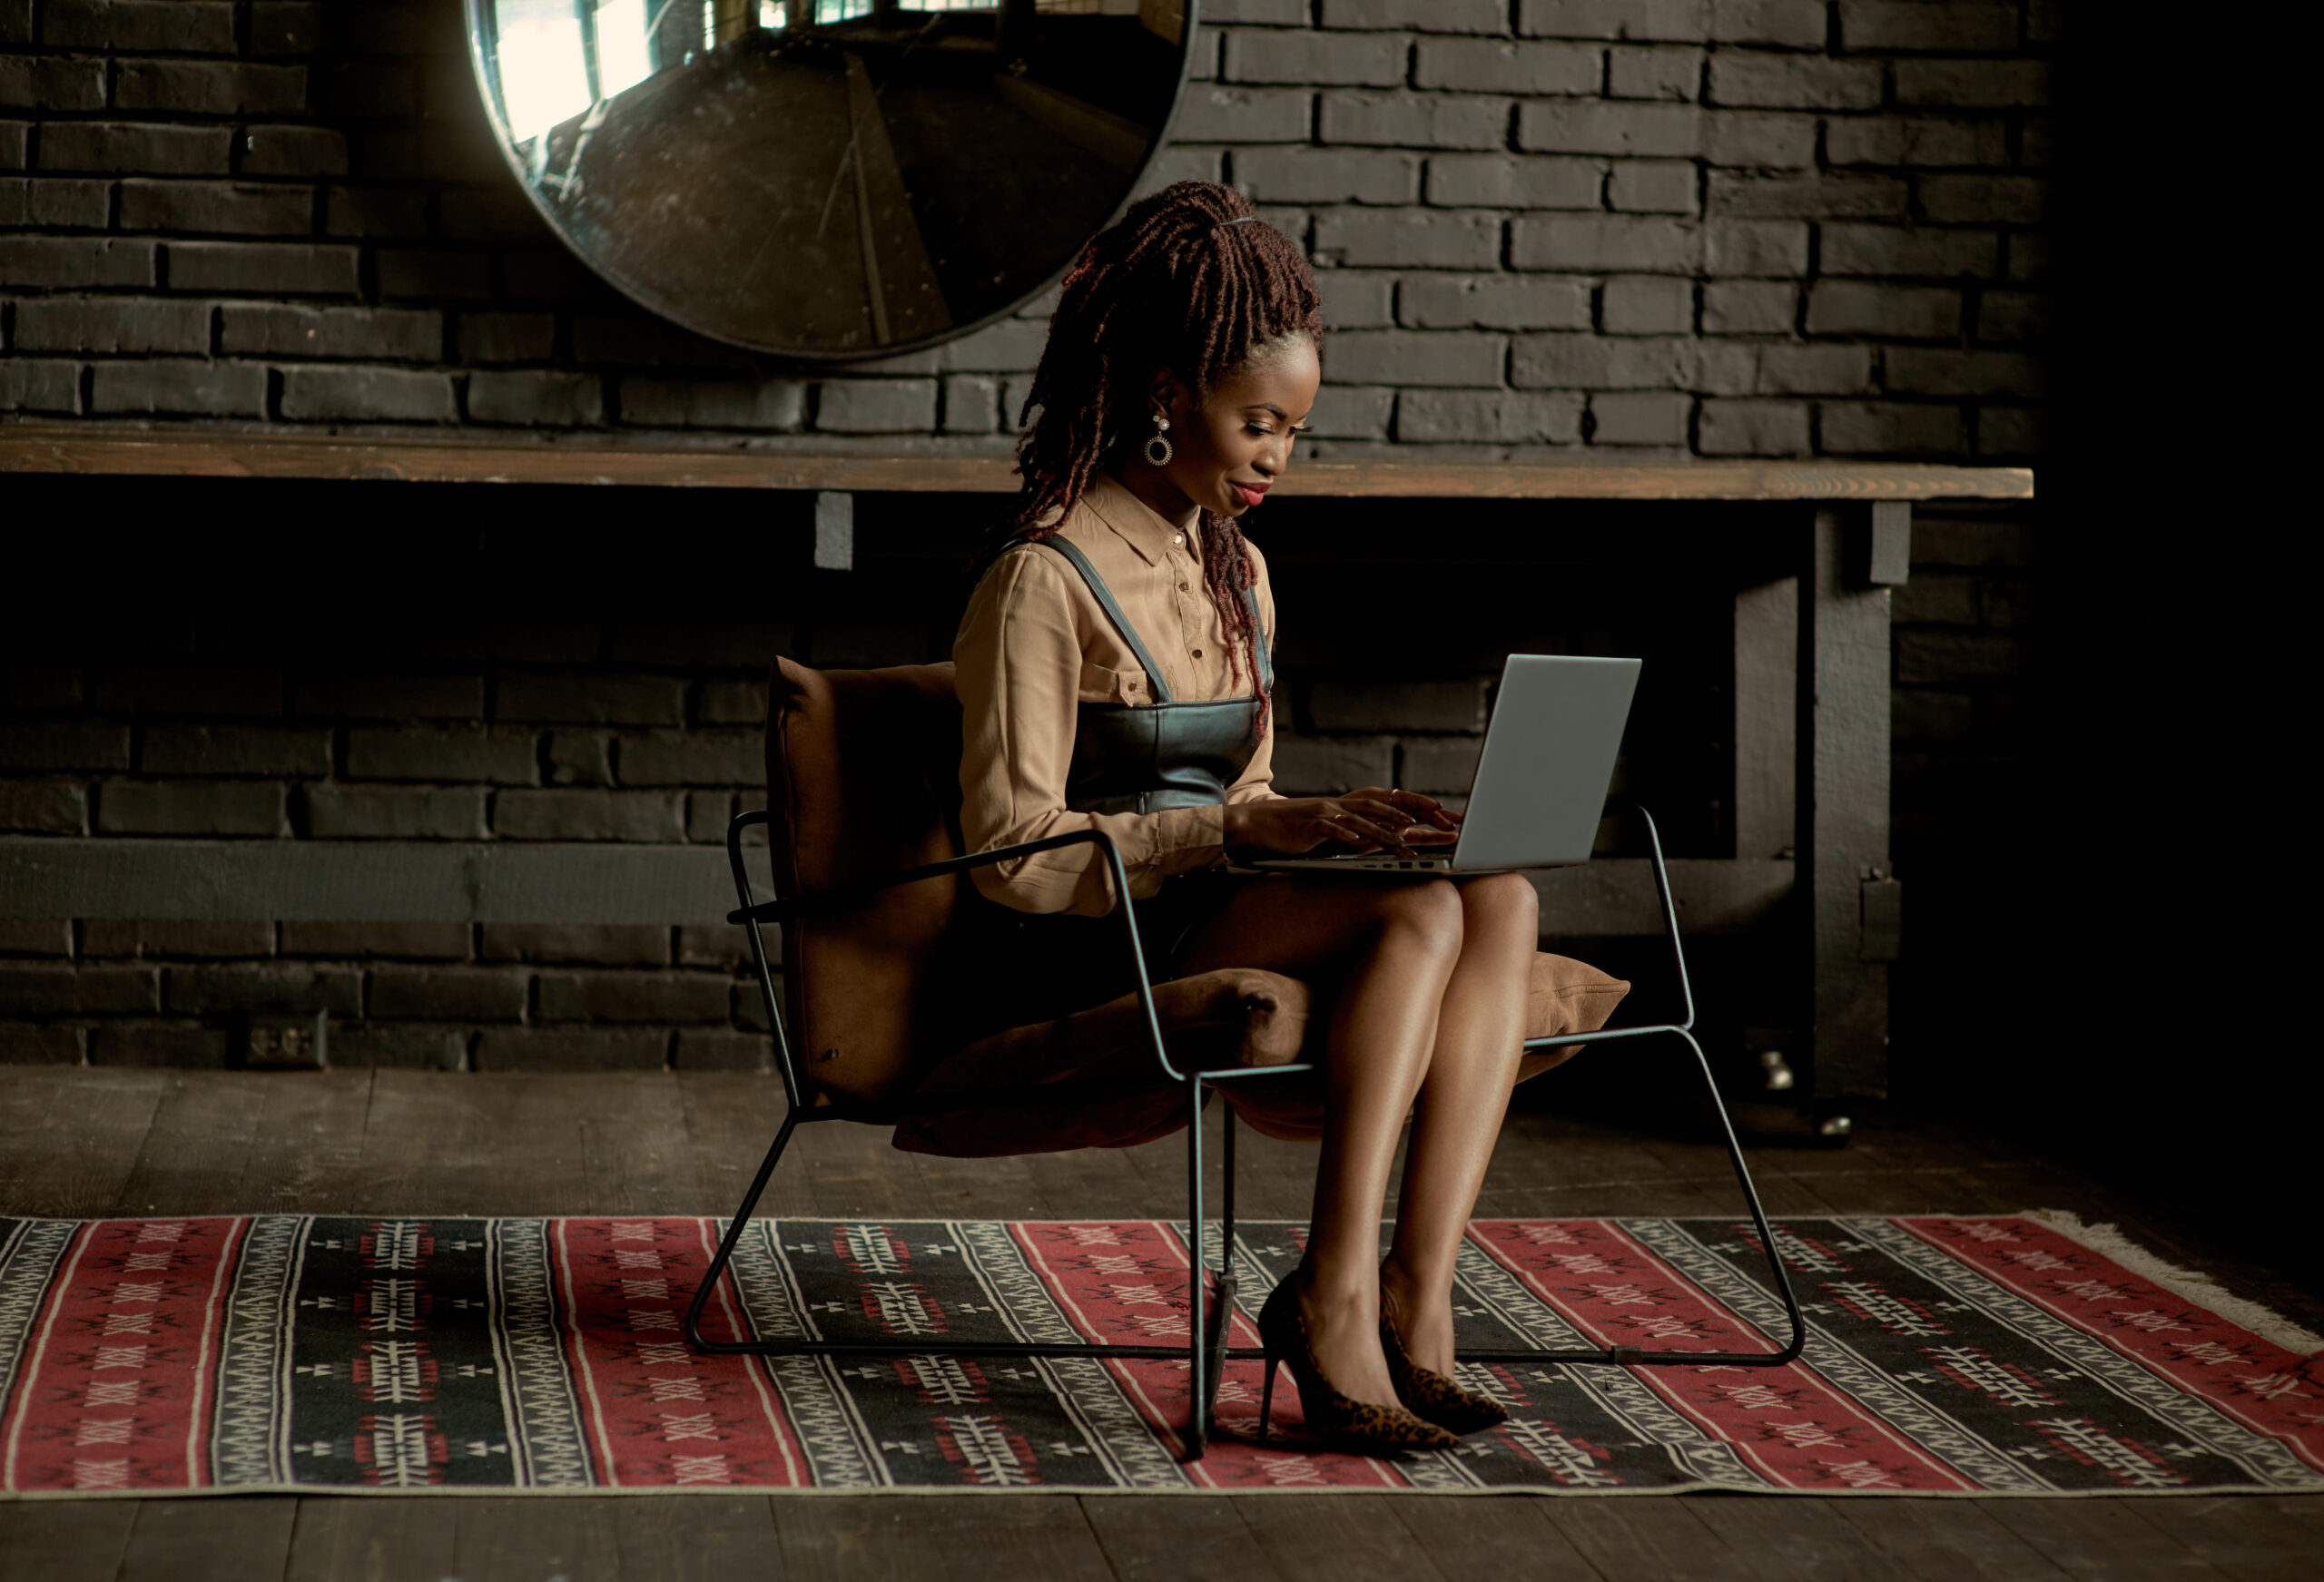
[1193, 648, 1205, 659]
[1178, 581, 1189, 592]
[1172, 534, 1184, 545]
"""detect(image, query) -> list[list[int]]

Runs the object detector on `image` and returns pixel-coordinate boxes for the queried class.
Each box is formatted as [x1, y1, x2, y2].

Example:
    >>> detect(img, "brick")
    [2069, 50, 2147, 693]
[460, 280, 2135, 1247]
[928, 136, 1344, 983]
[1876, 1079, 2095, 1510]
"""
[468, 370, 604, 426]
[537, 970, 728, 1024]
[167, 964, 357, 1016]
[1913, 517, 2029, 568]
[497, 673, 684, 726]
[609, 624, 790, 666]
[378, 248, 489, 300]
[323, 184, 430, 238]
[1608, 46, 1702, 103]
[0, 175, 108, 227]
[1708, 55, 1883, 111]
[1974, 406, 2041, 457]
[1519, 0, 1708, 39]
[1512, 214, 1699, 272]
[1892, 574, 1979, 626]
[1738, 344, 1874, 395]
[1386, 739, 1477, 794]
[673, 1030, 771, 1072]
[1805, 281, 1958, 339]
[438, 188, 547, 243]
[0, 359, 78, 412]
[1423, 154, 1594, 210]
[251, 2, 324, 54]
[1309, 678, 1489, 732]
[1698, 398, 1809, 454]
[1975, 290, 2049, 345]
[87, 1024, 231, 1067]
[1180, 85, 1312, 142]
[0, 922, 71, 957]
[0, 237, 155, 289]
[306, 784, 487, 839]
[1516, 100, 1700, 156]
[280, 367, 456, 422]
[475, 1027, 667, 1071]
[547, 733, 606, 787]
[1204, 0, 1305, 18]
[1896, 628, 2023, 684]
[501, 248, 618, 302]
[1299, 384, 1391, 440]
[114, 61, 306, 115]
[479, 925, 670, 967]
[1709, 171, 1905, 219]
[42, 123, 231, 175]
[94, 664, 281, 715]
[1320, 329, 1503, 387]
[5, 665, 81, 709]
[1895, 60, 2051, 109]
[1819, 399, 1964, 455]
[1398, 388, 1583, 443]
[0, 781, 86, 832]
[1892, 688, 1974, 743]
[1603, 276, 1692, 334]
[614, 732, 762, 787]
[1590, 390, 1690, 445]
[1826, 117, 2008, 169]
[324, 63, 417, 118]
[0, 54, 105, 110]
[1709, 0, 1826, 46]
[1884, 349, 2042, 398]
[1268, 735, 1396, 794]
[89, 360, 267, 418]
[1, 1025, 84, 1064]
[0, 964, 159, 1015]
[170, 242, 359, 295]
[1224, 32, 1408, 87]
[686, 792, 734, 844]
[83, 919, 273, 958]
[96, 781, 284, 836]
[2005, 234, 2051, 283]
[143, 725, 328, 777]
[1920, 174, 2048, 226]
[1326, 0, 1509, 26]
[1700, 117, 1816, 177]
[42, 0, 234, 52]
[1838, 3, 2018, 50]
[220, 304, 442, 361]
[573, 315, 754, 368]
[937, 318, 1046, 372]
[1316, 207, 1502, 276]
[1317, 269, 1399, 332]
[1236, 147, 1420, 204]
[1413, 39, 1600, 94]
[295, 673, 484, 719]
[1400, 272, 1590, 330]
[328, 1026, 466, 1069]
[1702, 280, 1796, 334]
[1700, 217, 1815, 279]
[1512, 332, 1698, 388]
[678, 925, 758, 968]
[279, 922, 471, 960]
[240, 125, 347, 178]
[1819, 222, 1995, 278]
[448, 313, 556, 366]
[369, 966, 527, 1022]
[344, 725, 536, 783]
[492, 790, 686, 841]
[618, 378, 804, 429]
[1610, 160, 1697, 212]
[700, 681, 771, 729]
[13, 297, 206, 354]
[1320, 93, 1510, 150]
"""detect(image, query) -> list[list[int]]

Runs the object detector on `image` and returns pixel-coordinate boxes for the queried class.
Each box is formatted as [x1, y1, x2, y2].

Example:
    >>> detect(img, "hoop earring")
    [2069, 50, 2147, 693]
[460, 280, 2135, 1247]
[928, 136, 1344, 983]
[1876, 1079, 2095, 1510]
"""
[1143, 414, 1173, 467]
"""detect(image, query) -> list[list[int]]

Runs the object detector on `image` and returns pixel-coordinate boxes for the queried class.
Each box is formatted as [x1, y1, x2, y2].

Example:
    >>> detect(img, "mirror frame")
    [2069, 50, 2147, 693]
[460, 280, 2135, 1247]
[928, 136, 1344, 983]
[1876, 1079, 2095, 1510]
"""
[461, 0, 1206, 364]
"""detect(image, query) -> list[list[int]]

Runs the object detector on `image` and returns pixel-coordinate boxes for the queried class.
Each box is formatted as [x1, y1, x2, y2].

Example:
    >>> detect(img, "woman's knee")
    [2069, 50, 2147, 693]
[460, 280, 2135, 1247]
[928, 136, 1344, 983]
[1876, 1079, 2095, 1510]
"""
[1461, 870, 1539, 942]
[1376, 878, 1465, 956]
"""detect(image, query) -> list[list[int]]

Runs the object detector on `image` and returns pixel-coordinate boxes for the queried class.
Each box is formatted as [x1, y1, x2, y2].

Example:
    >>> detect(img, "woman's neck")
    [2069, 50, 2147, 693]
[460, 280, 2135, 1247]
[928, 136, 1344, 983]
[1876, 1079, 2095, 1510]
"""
[1113, 462, 1199, 531]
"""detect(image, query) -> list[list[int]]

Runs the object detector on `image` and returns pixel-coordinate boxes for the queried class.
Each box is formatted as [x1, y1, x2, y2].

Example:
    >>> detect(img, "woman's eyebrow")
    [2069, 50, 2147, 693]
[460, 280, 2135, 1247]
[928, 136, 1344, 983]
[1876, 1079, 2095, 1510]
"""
[1245, 403, 1288, 418]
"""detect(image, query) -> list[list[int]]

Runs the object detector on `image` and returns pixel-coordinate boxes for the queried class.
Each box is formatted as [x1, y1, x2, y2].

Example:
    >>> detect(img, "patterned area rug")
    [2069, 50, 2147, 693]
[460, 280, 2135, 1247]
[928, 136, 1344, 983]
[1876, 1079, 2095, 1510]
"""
[1, 1214, 2319, 1498]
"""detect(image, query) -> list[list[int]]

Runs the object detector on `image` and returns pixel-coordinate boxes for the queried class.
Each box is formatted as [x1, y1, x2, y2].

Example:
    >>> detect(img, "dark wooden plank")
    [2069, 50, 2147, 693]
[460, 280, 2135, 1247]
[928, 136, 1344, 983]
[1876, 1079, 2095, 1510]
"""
[1234, 1493, 1452, 1582]
[1834, 1497, 2074, 1578]
[2119, 1494, 2324, 1581]
[573, 1074, 714, 1217]
[610, 1495, 783, 1581]
[1389, 1495, 1606, 1578]
[1977, 1498, 2239, 1580]
[355, 1071, 599, 1218]
[281, 1496, 460, 1582]
[1689, 1495, 1913, 1580]
[107, 1073, 269, 1217]
[117, 1496, 299, 1582]
[1540, 1497, 1753, 1582]
[774, 1494, 1111, 1581]
[679, 1072, 825, 1223]
[230, 1072, 376, 1217]
[771, 1493, 959, 1581]
[1084, 1493, 1281, 1582]
[451, 1495, 625, 1582]
[0, 1067, 165, 1219]
[0, 427, 2034, 500]
[0, 1498, 141, 1582]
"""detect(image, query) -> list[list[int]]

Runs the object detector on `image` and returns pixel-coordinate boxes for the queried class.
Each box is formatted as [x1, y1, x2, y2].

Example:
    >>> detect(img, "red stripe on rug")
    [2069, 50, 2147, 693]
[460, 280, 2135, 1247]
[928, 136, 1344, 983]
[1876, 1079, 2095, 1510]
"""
[553, 1217, 806, 1489]
[1, 1218, 247, 1494]
[1898, 1217, 2324, 1472]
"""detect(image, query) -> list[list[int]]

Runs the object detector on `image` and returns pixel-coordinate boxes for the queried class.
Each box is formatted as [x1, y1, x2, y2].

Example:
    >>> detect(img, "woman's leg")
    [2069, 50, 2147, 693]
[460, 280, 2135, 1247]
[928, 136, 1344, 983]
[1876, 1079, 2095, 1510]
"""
[1177, 876, 1466, 1410]
[1380, 872, 1539, 1377]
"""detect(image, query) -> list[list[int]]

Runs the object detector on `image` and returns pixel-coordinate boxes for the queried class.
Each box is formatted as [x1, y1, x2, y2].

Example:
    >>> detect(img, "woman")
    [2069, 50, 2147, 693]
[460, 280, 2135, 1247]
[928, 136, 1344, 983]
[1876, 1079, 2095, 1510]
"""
[953, 182, 1537, 1455]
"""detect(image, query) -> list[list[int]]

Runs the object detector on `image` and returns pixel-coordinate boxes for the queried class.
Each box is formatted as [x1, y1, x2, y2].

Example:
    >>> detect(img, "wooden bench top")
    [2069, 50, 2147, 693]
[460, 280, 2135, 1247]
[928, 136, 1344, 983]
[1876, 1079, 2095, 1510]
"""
[0, 426, 2033, 500]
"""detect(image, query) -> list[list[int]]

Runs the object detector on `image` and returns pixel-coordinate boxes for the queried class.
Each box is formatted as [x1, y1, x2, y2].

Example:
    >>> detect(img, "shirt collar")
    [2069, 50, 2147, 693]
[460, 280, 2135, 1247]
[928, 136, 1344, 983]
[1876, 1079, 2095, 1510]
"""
[1082, 473, 1196, 566]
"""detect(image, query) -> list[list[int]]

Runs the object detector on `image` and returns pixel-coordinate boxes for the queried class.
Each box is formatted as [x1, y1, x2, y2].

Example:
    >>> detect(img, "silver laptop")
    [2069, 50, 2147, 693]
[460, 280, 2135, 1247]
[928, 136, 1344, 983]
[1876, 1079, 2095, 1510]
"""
[1249, 654, 1640, 875]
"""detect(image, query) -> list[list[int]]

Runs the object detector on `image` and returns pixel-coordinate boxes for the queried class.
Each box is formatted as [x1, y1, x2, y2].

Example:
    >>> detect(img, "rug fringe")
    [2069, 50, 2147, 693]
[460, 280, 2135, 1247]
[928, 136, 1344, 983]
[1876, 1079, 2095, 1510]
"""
[2024, 1208, 2324, 1355]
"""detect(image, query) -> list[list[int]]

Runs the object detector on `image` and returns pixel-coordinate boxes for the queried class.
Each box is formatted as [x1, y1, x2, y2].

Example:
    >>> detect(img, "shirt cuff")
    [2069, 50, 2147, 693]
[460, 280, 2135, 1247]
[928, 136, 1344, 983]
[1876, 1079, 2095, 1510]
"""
[1145, 801, 1226, 876]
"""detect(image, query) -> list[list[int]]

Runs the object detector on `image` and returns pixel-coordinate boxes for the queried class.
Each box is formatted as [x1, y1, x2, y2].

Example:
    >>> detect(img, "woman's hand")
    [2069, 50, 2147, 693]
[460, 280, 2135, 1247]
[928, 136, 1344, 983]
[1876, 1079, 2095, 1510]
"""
[1223, 791, 1453, 857]
[1344, 786, 1461, 841]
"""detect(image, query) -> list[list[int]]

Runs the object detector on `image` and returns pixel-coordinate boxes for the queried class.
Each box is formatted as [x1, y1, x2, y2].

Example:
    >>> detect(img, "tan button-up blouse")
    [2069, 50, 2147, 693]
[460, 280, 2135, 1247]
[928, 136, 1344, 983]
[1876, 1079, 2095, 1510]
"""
[955, 473, 1283, 917]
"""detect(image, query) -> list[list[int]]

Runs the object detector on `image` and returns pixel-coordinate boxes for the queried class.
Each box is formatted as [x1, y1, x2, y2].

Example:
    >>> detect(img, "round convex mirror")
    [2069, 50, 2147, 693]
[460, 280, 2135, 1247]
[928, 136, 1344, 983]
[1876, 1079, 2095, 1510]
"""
[465, 1, 1197, 360]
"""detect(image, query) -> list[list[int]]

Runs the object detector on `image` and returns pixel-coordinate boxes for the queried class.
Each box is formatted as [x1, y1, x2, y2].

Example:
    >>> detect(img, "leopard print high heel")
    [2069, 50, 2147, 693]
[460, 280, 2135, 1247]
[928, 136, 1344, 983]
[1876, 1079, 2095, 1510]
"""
[1376, 1307, 1509, 1435]
[1256, 1277, 1459, 1456]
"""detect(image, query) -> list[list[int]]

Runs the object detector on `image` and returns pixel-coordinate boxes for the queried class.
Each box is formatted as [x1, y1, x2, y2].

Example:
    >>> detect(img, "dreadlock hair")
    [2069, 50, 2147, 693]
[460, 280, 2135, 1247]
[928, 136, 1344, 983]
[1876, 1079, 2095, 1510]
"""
[977, 180, 1323, 742]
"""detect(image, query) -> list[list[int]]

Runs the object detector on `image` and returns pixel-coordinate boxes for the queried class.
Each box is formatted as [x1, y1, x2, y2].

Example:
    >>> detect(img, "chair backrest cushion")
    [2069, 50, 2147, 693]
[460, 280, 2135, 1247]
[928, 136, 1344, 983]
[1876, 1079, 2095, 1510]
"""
[765, 656, 965, 1106]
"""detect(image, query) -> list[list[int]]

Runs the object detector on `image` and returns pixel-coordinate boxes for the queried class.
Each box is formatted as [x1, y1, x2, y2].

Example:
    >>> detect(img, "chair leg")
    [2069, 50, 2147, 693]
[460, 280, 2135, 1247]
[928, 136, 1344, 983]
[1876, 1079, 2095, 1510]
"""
[1182, 1079, 1209, 1461]
[1674, 1024, 1808, 1364]
[684, 1109, 801, 1351]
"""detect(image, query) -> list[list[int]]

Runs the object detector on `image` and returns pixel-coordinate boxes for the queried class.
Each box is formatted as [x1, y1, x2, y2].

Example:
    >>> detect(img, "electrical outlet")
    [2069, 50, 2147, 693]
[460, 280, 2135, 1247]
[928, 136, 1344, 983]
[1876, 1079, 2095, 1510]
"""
[235, 1009, 329, 1071]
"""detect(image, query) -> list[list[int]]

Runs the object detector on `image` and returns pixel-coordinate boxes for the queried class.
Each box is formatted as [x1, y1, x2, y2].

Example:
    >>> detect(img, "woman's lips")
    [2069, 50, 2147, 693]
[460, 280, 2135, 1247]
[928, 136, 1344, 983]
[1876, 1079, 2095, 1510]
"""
[1230, 482, 1267, 509]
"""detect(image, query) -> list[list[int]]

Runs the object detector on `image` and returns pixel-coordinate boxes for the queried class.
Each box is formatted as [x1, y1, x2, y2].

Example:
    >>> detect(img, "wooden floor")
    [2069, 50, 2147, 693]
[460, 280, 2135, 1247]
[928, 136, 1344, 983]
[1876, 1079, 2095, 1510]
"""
[1, 1067, 2317, 1580]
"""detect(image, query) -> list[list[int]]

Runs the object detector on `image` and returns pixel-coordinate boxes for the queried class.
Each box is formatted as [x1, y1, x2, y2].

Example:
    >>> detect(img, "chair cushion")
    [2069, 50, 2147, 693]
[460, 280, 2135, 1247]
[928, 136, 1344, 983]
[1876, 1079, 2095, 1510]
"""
[891, 950, 1629, 1155]
[891, 968, 1311, 1158]
[765, 657, 967, 1107]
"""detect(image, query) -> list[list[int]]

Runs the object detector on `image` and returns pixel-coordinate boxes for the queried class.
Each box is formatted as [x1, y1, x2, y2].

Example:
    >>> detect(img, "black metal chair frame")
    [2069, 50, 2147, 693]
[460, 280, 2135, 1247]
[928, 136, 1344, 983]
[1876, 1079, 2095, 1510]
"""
[683, 805, 1807, 1460]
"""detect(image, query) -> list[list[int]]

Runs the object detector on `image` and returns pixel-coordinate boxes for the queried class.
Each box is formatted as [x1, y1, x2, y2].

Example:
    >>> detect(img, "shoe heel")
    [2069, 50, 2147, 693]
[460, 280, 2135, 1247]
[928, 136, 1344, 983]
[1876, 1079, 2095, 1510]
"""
[1258, 1347, 1280, 1443]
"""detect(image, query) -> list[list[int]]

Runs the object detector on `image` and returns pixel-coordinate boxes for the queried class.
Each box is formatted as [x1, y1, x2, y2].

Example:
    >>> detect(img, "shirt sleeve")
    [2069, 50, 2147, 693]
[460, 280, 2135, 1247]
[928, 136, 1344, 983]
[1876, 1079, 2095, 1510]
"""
[1225, 544, 1284, 807]
[955, 546, 1229, 917]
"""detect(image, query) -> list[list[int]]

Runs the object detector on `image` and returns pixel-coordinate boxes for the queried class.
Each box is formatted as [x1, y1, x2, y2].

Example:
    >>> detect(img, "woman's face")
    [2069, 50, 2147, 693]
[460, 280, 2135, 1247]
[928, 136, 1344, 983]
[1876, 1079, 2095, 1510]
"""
[1146, 334, 1321, 520]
